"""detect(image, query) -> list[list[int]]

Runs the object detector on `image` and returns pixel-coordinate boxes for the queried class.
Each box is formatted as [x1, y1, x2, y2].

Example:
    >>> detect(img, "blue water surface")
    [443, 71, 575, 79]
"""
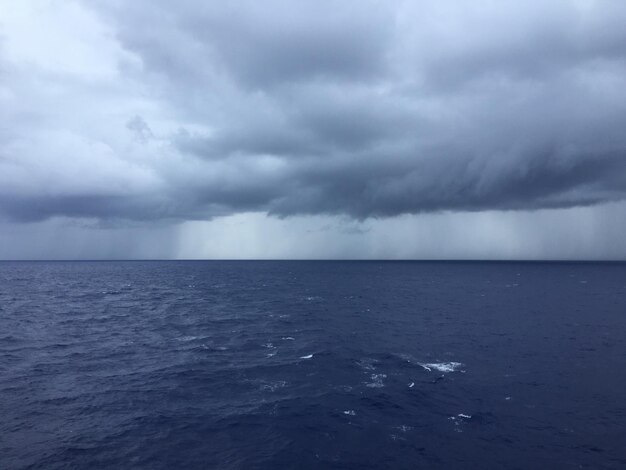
[1, 261, 625, 469]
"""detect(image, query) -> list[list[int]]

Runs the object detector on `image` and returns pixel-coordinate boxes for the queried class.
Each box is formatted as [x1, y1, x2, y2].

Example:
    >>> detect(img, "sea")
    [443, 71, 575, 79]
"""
[1, 261, 625, 469]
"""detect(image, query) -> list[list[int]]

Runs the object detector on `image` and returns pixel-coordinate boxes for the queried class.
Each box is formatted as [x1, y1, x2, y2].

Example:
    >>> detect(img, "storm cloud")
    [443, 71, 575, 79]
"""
[1, 0, 626, 224]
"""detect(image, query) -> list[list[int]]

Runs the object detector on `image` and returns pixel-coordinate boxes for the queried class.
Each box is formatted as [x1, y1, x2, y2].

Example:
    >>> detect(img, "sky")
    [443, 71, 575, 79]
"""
[1, 0, 626, 259]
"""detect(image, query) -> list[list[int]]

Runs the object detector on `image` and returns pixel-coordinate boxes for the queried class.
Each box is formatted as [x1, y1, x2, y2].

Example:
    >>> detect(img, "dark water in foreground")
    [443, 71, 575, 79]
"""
[1, 261, 625, 469]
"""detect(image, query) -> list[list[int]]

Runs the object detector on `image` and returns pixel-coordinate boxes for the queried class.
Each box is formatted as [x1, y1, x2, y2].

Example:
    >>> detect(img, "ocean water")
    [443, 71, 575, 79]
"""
[1, 261, 625, 469]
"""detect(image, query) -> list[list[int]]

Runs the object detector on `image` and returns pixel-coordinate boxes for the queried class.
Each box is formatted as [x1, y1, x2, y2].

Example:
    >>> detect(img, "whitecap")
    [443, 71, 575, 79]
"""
[419, 362, 463, 373]
[300, 354, 313, 359]
[343, 410, 356, 416]
[365, 373, 386, 388]
[457, 413, 472, 419]
[281, 337, 295, 341]
[408, 382, 415, 388]
[448, 416, 464, 432]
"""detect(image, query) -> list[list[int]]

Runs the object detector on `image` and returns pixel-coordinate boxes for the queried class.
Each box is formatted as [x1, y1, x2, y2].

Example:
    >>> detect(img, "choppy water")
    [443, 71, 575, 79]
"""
[1, 261, 625, 469]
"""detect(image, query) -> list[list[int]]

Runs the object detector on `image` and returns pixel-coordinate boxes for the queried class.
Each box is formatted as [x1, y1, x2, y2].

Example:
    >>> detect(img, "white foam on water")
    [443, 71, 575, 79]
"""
[200, 344, 228, 351]
[343, 410, 356, 416]
[458, 413, 472, 419]
[365, 373, 386, 388]
[281, 337, 295, 340]
[260, 380, 287, 392]
[448, 416, 464, 432]
[419, 362, 463, 373]
[176, 336, 199, 342]
[408, 382, 415, 388]
[300, 354, 313, 359]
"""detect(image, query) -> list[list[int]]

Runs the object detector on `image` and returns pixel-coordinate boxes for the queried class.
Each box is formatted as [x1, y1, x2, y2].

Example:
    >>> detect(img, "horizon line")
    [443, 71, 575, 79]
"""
[1, 259, 626, 263]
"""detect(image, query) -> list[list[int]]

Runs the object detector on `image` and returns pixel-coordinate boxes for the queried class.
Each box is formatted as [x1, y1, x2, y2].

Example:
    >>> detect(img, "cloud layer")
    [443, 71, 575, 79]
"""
[1, 0, 626, 223]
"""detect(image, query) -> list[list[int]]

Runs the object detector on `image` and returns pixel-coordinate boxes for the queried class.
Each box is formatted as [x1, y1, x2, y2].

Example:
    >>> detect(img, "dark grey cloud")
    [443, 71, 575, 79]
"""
[1, 0, 626, 224]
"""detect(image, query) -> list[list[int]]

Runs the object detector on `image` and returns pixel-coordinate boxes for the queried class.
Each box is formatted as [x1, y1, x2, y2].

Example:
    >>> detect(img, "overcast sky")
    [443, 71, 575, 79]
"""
[1, 0, 626, 259]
